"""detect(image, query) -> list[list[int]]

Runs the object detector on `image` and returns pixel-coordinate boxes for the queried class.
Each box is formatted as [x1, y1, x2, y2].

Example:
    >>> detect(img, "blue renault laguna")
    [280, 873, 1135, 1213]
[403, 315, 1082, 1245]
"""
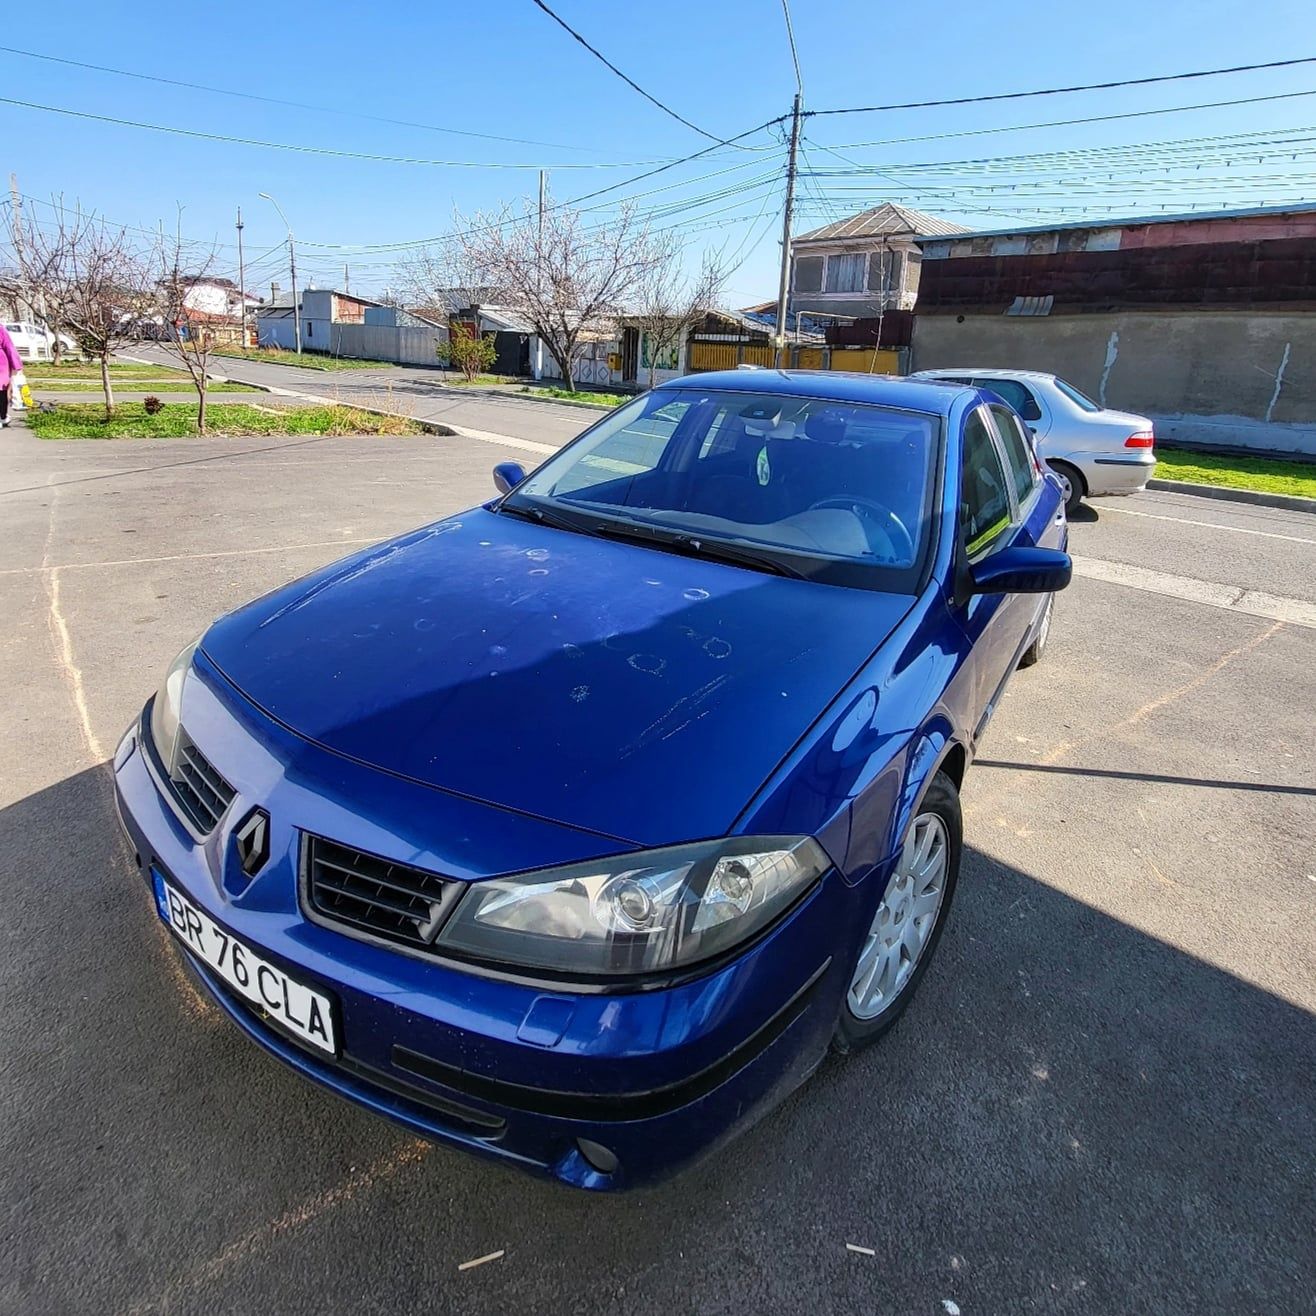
[114, 371, 1069, 1189]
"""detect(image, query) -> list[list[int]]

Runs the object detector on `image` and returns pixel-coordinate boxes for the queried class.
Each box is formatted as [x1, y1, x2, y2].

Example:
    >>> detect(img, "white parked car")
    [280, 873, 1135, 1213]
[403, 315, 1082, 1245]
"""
[4, 321, 81, 363]
[913, 368, 1155, 513]
[5, 321, 52, 362]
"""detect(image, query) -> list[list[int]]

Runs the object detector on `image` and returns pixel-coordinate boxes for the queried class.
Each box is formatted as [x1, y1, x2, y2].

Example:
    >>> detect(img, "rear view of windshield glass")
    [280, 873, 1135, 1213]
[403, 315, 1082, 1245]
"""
[515, 389, 938, 573]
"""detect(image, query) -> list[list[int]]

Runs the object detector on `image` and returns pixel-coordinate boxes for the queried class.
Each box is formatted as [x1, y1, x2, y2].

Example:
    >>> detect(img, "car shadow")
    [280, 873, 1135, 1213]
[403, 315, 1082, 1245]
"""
[3, 764, 1312, 1314]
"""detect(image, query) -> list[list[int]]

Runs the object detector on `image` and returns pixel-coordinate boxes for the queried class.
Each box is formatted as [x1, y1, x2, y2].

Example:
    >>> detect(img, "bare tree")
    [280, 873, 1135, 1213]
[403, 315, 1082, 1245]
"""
[152, 224, 224, 434]
[402, 194, 666, 392]
[628, 242, 726, 390]
[16, 200, 152, 417]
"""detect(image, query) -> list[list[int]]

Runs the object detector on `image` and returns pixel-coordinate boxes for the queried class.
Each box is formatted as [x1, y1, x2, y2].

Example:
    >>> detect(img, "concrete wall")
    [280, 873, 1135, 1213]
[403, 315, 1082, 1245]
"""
[911, 311, 1316, 454]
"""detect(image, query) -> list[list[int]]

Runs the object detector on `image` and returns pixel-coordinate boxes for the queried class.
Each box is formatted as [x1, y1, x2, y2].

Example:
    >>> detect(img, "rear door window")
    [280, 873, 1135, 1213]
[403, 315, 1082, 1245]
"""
[974, 376, 1041, 421]
[961, 408, 1013, 557]
[988, 404, 1039, 507]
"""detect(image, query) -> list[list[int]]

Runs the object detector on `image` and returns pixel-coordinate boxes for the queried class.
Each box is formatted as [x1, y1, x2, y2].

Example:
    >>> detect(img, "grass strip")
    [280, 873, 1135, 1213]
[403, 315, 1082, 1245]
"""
[26, 401, 421, 439]
[1155, 448, 1316, 501]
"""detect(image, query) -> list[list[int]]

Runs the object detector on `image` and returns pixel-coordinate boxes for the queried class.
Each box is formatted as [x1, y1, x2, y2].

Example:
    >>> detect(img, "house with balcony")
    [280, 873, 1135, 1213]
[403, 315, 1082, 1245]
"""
[789, 203, 968, 323]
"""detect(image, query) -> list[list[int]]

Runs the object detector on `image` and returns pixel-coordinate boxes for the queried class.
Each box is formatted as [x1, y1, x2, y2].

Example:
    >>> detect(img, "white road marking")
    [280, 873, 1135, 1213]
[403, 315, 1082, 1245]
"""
[1072, 556, 1316, 629]
[446, 424, 560, 456]
[1100, 503, 1316, 545]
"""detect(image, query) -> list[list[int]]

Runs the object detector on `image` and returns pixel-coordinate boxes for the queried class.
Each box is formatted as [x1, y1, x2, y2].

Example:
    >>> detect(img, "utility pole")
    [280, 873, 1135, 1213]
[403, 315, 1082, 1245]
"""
[343, 262, 349, 294]
[773, 93, 803, 370]
[236, 205, 249, 348]
[259, 193, 300, 354]
[534, 168, 547, 380]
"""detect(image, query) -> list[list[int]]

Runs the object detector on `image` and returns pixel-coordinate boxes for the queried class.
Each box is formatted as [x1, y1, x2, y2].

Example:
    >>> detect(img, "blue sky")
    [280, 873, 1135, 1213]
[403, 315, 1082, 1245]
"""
[3, 0, 1313, 305]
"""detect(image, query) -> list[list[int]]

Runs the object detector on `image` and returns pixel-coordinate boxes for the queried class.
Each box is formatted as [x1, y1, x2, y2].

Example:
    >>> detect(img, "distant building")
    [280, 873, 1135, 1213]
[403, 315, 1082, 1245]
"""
[911, 202, 1316, 453]
[789, 204, 968, 322]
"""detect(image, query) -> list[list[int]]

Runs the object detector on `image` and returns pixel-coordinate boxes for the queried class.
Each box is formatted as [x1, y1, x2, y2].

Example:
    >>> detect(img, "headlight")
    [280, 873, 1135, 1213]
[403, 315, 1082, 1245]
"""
[149, 639, 198, 771]
[435, 836, 829, 977]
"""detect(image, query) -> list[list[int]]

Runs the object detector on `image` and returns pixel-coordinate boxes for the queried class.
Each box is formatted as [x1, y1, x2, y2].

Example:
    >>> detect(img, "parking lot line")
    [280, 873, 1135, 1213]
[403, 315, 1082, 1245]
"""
[1071, 557, 1316, 628]
[0, 536, 383, 578]
[1100, 503, 1316, 545]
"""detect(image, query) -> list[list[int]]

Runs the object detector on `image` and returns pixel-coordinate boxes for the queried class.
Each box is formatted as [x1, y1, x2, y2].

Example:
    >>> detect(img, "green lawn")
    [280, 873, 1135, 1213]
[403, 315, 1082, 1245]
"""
[26, 402, 421, 439]
[26, 362, 174, 380]
[519, 385, 624, 407]
[32, 379, 259, 393]
[1155, 448, 1316, 501]
[212, 348, 395, 372]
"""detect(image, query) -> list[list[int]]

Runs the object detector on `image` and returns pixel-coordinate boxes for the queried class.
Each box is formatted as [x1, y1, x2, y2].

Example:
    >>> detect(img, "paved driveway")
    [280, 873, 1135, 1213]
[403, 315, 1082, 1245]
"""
[1, 417, 1313, 1315]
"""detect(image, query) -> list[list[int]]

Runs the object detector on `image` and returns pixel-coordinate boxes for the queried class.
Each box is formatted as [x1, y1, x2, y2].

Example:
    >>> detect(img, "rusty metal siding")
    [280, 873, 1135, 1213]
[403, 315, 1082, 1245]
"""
[916, 237, 1316, 312]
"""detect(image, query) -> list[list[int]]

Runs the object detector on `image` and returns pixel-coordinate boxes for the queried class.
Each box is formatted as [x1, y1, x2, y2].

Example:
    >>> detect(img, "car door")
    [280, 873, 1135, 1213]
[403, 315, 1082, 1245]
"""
[951, 405, 1023, 741]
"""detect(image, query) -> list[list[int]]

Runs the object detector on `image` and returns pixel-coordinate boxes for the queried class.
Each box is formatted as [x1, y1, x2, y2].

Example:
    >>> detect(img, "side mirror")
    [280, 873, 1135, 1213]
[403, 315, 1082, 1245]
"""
[493, 461, 527, 495]
[971, 545, 1071, 595]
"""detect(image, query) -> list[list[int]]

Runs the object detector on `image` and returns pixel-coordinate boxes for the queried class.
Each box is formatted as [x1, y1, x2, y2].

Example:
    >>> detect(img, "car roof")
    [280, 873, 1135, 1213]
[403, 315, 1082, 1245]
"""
[661, 369, 971, 417]
[917, 367, 1058, 384]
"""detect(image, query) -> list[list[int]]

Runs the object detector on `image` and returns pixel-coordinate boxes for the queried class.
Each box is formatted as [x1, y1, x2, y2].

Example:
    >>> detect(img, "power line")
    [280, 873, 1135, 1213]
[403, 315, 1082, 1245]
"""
[0, 95, 705, 171]
[809, 87, 1316, 153]
[805, 54, 1316, 118]
[0, 44, 632, 155]
[529, 0, 737, 147]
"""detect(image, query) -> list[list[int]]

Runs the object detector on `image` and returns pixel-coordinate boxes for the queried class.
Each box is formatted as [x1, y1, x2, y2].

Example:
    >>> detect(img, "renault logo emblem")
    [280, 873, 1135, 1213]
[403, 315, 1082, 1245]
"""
[234, 808, 271, 877]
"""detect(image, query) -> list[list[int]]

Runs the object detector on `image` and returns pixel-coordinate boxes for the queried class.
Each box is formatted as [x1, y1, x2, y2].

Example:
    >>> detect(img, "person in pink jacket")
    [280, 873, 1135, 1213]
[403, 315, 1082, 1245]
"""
[0, 323, 22, 427]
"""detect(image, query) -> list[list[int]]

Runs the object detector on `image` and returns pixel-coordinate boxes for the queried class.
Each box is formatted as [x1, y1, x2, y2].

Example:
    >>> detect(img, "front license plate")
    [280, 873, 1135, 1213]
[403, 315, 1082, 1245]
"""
[154, 873, 337, 1056]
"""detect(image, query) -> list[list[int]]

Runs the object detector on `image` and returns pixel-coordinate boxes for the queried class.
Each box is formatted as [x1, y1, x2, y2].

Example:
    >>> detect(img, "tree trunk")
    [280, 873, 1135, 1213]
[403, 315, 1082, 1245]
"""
[196, 382, 207, 435]
[546, 338, 576, 392]
[99, 351, 115, 418]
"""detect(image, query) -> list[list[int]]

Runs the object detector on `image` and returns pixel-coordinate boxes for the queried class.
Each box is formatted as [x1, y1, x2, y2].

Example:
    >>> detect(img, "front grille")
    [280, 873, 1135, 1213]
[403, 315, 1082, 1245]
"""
[305, 836, 457, 949]
[169, 731, 236, 833]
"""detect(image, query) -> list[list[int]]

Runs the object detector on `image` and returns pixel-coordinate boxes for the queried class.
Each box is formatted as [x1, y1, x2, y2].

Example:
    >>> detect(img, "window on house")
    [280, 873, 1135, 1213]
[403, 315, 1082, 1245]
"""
[824, 253, 867, 293]
[793, 255, 824, 293]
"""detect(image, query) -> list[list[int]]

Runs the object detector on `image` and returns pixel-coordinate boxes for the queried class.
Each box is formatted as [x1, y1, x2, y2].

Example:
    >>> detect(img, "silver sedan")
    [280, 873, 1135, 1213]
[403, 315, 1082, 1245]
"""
[914, 368, 1156, 513]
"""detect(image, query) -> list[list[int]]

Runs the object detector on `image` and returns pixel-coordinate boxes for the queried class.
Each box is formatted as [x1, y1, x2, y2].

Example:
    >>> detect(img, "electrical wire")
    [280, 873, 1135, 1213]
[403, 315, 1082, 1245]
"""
[530, 0, 739, 147]
[0, 95, 712, 170]
[0, 43, 634, 155]
[808, 87, 1316, 153]
[804, 54, 1316, 118]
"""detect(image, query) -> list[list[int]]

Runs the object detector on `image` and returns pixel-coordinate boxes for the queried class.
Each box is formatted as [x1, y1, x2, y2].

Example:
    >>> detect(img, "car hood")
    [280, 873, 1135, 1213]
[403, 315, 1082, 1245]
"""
[202, 509, 912, 846]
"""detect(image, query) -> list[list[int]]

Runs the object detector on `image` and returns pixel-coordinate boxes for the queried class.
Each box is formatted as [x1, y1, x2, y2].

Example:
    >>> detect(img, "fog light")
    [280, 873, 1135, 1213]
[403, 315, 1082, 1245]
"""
[576, 1138, 619, 1175]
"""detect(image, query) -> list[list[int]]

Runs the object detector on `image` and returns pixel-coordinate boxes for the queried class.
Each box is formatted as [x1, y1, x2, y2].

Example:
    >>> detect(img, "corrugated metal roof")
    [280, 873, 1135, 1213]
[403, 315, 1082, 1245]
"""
[911, 199, 1316, 245]
[795, 203, 969, 243]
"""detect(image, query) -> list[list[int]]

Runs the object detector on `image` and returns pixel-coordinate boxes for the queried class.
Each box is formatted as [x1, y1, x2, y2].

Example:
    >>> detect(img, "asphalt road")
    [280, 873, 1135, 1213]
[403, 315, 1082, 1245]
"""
[121, 346, 599, 449]
[1, 405, 1313, 1315]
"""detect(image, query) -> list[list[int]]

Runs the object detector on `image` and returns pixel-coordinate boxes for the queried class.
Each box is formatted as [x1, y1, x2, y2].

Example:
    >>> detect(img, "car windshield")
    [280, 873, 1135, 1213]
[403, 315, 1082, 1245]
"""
[505, 387, 940, 591]
[1053, 377, 1101, 412]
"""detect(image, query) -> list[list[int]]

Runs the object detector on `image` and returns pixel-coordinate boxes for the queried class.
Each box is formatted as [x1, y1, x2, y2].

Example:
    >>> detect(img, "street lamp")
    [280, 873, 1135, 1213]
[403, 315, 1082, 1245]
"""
[259, 192, 301, 355]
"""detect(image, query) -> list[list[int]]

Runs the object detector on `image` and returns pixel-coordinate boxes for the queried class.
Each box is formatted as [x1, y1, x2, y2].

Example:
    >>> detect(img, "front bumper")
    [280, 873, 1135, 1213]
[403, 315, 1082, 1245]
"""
[113, 668, 856, 1190]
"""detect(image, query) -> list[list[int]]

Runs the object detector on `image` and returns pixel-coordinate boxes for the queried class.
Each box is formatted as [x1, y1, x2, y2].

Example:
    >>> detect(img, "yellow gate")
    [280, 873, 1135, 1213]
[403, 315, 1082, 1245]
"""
[828, 347, 902, 374]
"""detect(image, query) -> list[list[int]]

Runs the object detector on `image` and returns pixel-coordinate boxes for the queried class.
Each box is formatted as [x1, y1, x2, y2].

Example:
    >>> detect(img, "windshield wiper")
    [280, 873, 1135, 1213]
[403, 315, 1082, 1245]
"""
[498, 499, 601, 537]
[588, 520, 808, 579]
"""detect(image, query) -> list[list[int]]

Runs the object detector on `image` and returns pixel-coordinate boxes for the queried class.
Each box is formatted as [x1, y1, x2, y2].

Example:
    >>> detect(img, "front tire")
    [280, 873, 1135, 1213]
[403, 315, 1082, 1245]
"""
[1018, 592, 1054, 668]
[1049, 461, 1085, 515]
[834, 772, 962, 1053]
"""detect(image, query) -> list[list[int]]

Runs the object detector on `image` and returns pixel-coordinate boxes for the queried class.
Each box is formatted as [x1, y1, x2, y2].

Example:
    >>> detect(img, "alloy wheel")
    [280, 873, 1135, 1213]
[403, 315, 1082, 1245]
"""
[847, 813, 949, 1021]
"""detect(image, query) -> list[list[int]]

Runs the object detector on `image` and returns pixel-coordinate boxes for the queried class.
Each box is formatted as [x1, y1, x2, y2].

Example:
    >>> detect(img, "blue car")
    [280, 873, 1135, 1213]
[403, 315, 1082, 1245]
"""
[114, 371, 1070, 1190]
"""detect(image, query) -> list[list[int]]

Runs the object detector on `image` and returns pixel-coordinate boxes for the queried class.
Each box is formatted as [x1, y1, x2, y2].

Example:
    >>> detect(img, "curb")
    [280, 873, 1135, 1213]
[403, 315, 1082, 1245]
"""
[1147, 478, 1316, 516]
